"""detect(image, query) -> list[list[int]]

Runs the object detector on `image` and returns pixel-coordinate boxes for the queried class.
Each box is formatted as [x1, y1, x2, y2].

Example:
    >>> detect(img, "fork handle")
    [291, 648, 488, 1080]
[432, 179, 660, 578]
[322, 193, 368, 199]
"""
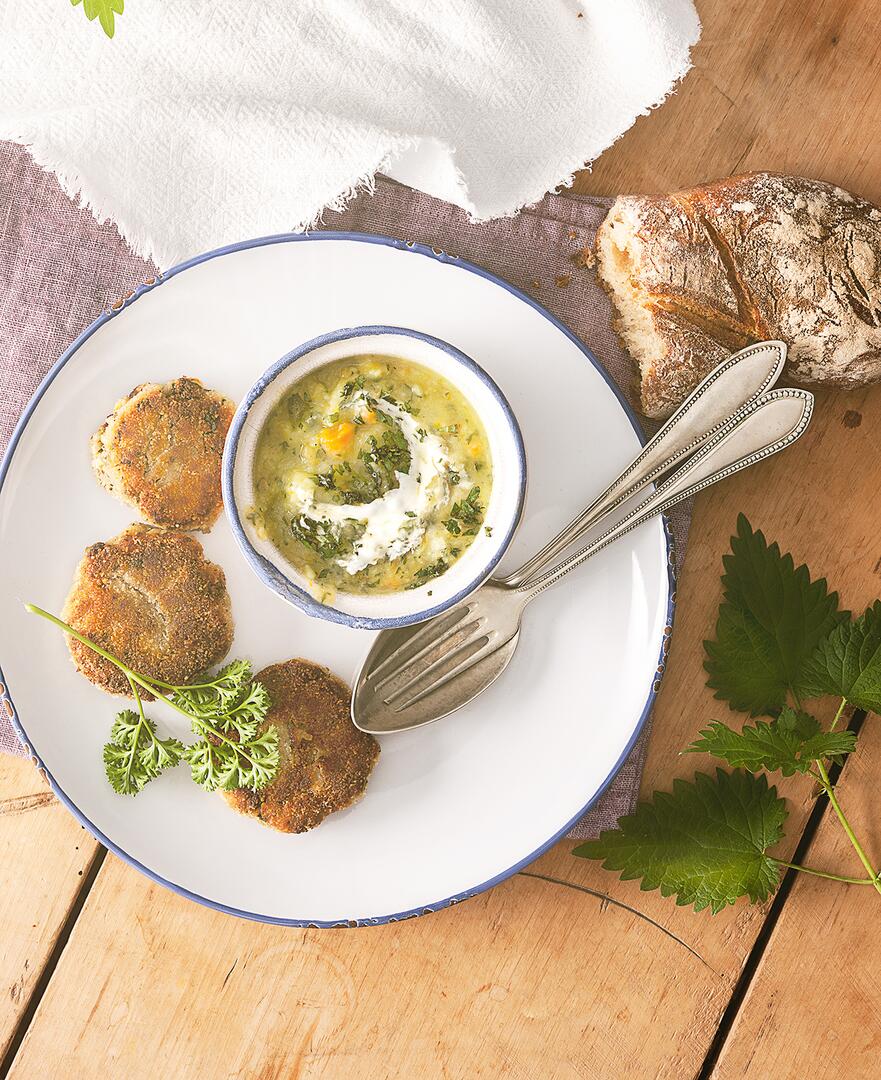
[500, 341, 786, 589]
[520, 388, 813, 602]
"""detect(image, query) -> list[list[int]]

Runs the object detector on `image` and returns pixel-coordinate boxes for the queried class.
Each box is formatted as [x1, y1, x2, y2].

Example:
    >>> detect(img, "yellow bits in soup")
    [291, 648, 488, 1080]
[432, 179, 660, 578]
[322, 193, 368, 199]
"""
[318, 421, 356, 455]
[250, 355, 493, 596]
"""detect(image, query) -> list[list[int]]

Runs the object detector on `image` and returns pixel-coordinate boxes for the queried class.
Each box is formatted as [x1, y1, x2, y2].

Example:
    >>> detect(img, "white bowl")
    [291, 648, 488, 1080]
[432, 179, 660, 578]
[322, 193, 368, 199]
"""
[222, 325, 527, 629]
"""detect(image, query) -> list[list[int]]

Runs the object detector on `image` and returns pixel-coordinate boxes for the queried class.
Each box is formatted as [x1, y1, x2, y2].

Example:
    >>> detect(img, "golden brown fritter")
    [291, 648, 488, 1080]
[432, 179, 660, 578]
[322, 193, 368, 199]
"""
[91, 377, 235, 532]
[62, 524, 233, 697]
[223, 660, 380, 833]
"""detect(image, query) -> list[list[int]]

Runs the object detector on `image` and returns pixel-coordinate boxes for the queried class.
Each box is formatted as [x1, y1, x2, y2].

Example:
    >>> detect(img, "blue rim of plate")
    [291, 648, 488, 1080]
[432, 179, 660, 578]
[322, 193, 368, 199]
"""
[222, 323, 527, 630]
[0, 230, 676, 928]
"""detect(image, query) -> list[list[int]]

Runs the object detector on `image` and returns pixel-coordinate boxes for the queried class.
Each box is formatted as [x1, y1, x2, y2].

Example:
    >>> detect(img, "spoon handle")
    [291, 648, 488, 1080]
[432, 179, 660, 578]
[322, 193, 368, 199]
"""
[501, 340, 786, 589]
[520, 388, 813, 601]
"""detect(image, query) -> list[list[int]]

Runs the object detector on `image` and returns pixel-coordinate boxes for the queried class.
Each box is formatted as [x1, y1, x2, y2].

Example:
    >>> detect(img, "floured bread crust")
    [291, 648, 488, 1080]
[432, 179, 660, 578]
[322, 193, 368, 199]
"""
[595, 172, 881, 418]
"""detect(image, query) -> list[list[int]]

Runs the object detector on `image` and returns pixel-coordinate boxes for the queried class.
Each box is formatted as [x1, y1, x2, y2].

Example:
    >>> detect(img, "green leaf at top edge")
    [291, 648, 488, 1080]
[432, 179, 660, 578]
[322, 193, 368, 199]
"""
[704, 514, 846, 716]
[574, 769, 787, 914]
[800, 601, 881, 714]
[71, 0, 124, 39]
[684, 707, 857, 776]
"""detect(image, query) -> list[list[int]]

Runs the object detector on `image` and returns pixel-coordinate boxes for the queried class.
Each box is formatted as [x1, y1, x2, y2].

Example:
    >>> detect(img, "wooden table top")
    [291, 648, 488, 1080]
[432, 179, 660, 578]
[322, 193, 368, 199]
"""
[3, 1, 881, 1075]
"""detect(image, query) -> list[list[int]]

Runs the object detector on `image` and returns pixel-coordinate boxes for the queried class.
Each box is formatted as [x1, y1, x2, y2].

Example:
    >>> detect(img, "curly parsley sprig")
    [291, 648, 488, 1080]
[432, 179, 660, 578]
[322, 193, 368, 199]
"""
[26, 603, 278, 797]
[102, 676, 185, 795]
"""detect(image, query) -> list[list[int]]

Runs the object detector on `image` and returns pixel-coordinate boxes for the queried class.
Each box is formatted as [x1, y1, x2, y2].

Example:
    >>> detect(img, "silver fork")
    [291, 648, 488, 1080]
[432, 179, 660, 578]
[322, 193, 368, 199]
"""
[352, 386, 813, 734]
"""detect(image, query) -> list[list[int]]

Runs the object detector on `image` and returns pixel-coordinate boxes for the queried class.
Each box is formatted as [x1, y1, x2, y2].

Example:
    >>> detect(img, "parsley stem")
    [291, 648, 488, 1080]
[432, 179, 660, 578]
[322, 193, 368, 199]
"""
[25, 603, 266, 772]
[26, 603, 145, 679]
[145, 675, 224, 691]
[29, 605, 186, 714]
[814, 758, 881, 895]
[829, 696, 848, 732]
[186, 715, 265, 770]
[25, 604, 220, 693]
[777, 861, 876, 885]
[122, 676, 149, 795]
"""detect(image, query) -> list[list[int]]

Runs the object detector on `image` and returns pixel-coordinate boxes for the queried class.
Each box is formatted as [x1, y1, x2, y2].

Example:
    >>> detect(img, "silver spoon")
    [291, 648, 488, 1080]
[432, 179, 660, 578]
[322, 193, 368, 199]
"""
[352, 341, 787, 732]
[352, 387, 813, 734]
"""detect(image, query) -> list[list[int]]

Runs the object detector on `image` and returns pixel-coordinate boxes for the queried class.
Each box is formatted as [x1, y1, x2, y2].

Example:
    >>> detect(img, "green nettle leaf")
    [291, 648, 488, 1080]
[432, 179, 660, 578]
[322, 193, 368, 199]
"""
[704, 515, 845, 715]
[800, 601, 881, 713]
[684, 707, 857, 776]
[71, 0, 124, 39]
[573, 770, 787, 913]
[703, 604, 789, 718]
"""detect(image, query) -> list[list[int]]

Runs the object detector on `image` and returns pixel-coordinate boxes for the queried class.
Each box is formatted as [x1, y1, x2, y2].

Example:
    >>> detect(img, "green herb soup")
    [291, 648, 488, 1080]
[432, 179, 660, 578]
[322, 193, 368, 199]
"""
[250, 355, 493, 596]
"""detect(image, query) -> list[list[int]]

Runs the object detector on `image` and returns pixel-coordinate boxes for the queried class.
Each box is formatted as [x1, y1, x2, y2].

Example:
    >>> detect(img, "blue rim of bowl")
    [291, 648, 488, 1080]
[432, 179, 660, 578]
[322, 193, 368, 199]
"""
[0, 229, 676, 928]
[222, 324, 527, 630]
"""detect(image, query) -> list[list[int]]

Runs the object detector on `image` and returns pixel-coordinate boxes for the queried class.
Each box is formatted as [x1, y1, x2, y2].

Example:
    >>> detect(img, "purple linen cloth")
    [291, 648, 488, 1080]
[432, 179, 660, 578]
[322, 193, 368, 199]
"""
[0, 144, 688, 837]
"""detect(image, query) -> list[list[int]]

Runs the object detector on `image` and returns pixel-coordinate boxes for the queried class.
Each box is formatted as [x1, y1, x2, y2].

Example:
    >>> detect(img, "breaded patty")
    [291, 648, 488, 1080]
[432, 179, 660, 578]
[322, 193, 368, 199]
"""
[223, 660, 380, 833]
[91, 377, 234, 531]
[63, 524, 233, 697]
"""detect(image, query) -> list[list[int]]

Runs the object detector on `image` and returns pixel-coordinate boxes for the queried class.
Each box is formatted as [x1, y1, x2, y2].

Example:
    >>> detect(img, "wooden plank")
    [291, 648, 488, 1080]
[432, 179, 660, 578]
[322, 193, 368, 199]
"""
[711, 718, 881, 1078]
[6, 0, 881, 1075]
[0, 752, 101, 1063]
[4, 847, 737, 1080]
[573, 0, 881, 205]
[8, 380, 880, 1079]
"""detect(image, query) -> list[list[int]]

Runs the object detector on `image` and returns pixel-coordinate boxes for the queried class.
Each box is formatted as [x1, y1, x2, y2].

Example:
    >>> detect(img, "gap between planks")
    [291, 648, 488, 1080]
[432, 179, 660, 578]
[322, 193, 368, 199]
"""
[0, 844, 107, 1079]
[696, 708, 868, 1079]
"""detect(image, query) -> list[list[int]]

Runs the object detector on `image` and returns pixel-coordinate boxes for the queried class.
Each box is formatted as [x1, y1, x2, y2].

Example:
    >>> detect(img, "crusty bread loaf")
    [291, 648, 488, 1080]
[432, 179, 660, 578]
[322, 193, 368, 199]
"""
[595, 172, 881, 418]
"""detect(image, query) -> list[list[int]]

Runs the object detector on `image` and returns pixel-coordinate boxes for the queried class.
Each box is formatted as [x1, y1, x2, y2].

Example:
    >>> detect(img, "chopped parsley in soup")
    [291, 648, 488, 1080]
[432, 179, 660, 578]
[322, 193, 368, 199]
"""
[250, 356, 493, 596]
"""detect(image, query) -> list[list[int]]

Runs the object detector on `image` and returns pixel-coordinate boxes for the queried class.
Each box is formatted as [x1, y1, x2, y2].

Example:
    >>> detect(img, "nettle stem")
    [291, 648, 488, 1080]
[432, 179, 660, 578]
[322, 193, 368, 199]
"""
[829, 696, 847, 732]
[814, 756, 881, 896]
[790, 689, 881, 896]
[123, 675, 149, 793]
[812, 696, 881, 895]
[777, 861, 875, 886]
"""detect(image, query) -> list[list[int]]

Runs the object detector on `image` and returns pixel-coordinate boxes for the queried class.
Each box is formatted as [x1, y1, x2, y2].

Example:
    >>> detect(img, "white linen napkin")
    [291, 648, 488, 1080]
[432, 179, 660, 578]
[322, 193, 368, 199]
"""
[0, 0, 699, 270]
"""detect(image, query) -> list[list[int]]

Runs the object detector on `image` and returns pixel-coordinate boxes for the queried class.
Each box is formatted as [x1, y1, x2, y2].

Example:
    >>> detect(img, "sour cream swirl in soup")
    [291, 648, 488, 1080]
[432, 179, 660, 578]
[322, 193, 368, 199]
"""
[250, 356, 493, 596]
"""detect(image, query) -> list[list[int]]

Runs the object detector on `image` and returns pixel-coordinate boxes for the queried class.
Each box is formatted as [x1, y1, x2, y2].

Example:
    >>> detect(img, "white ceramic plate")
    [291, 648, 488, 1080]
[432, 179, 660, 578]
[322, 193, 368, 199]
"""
[0, 234, 672, 926]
